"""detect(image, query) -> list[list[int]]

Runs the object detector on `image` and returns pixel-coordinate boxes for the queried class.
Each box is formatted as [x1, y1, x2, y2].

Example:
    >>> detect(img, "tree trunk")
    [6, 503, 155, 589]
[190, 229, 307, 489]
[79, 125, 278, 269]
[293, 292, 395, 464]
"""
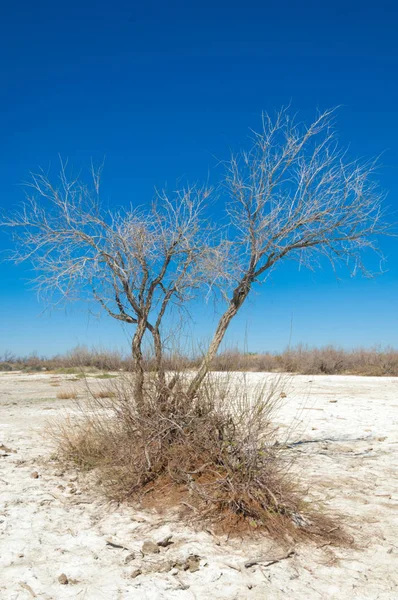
[131, 320, 147, 407]
[187, 277, 252, 399]
[152, 327, 166, 392]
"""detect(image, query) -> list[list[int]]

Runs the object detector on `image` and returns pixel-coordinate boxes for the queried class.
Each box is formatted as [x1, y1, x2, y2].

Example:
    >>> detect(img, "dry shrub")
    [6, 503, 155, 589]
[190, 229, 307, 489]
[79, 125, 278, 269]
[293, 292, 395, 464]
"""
[92, 389, 117, 399]
[56, 389, 78, 400]
[3, 344, 398, 376]
[52, 414, 108, 469]
[208, 345, 398, 376]
[51, 372, 343, 541]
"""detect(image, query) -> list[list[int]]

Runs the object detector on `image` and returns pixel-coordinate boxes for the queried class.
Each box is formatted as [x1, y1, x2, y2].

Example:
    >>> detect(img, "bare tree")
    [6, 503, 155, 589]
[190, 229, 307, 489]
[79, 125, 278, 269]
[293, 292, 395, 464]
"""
[187, 108, 390, 397]
[2, 162, 214, 403]
[2, 108, 390, 403]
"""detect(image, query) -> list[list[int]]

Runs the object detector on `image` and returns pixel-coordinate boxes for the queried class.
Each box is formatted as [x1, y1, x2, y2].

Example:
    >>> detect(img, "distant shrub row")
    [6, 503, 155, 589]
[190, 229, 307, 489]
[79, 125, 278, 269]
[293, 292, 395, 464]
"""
[1, 344, 398, 376]
[207, 345, 398, 376]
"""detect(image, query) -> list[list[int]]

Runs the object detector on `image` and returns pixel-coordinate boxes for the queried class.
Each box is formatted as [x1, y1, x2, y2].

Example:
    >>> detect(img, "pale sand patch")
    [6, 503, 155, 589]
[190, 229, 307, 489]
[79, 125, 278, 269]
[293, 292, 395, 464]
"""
[0, 372, 397, 599]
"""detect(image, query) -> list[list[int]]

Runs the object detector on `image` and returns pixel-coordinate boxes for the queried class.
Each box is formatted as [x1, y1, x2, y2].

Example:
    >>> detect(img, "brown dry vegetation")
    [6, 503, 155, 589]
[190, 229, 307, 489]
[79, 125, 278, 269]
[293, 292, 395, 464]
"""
[56, 389, 78, 400]
[2, 344, 398, 376]
[50, 372, 345, 543]
[0, 347, 129, 373]
[91, 389, 117, 399]
[211, 345, 398, 376]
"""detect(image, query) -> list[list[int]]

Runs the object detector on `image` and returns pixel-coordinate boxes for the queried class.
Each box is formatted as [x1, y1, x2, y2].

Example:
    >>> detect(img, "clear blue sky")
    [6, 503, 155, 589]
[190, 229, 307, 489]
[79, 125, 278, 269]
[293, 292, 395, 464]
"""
[0, 0, 397, 356]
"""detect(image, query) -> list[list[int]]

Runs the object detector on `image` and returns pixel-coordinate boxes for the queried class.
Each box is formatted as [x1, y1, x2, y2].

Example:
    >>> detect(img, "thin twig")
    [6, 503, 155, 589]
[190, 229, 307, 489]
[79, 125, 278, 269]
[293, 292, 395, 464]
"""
[244, 548, 296, 569]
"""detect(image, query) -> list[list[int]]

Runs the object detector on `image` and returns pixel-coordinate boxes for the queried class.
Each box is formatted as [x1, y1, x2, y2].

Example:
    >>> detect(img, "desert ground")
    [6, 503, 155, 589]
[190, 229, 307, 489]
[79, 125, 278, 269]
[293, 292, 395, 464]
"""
[1, 371, 397, 599]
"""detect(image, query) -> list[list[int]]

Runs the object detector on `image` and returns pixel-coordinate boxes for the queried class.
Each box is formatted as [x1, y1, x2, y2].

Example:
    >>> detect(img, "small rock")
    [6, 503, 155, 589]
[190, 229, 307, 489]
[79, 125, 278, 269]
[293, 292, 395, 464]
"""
[177, 580, 190, 591]
[156, 560, 173, 573]
[157, 534, 173, 547]
[58, 574, 68, 585]
[124, 553, 135, 564]
[179, 555, 201, 573]
[131, 568, 142, 578]
[31, 471, 39, 479]
[187, 556, 200, 573]
[142, 541, 160, 555]
[0, 444, 13, 453]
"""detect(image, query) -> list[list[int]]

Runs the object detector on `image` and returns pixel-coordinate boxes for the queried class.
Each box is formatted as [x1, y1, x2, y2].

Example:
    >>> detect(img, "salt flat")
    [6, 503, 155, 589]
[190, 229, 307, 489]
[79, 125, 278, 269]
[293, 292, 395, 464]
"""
[1, 372, 397, 599]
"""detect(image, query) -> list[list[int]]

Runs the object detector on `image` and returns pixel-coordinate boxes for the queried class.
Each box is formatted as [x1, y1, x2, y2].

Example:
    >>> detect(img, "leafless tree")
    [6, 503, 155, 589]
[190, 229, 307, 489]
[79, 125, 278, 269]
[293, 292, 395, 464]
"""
[187, 108, 390, 397]
[2, 162, 215, 403]
[2, 108, 390, 403]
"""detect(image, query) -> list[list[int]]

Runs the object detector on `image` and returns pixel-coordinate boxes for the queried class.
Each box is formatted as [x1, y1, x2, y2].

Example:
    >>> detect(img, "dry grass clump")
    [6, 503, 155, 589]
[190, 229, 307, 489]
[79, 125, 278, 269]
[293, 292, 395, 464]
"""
[51, 372, 343, 541]
[92, 389, 116, 399]
[56, 389, 78, 400]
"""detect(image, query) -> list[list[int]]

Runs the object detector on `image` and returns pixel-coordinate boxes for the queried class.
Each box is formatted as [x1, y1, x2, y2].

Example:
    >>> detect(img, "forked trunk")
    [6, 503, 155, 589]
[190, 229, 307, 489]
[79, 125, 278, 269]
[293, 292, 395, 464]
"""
[133, 321, 168, 408]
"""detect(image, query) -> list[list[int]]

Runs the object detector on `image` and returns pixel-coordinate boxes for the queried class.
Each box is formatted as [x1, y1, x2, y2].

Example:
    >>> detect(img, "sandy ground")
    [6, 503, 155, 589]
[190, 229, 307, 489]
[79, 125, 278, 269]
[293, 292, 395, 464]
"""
[1, 371, 397, 599]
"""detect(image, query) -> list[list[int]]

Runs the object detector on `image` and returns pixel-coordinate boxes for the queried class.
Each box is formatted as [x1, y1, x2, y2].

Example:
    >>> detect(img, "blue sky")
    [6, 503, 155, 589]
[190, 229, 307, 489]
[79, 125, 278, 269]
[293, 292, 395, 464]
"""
[0, 0, 397, 356]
